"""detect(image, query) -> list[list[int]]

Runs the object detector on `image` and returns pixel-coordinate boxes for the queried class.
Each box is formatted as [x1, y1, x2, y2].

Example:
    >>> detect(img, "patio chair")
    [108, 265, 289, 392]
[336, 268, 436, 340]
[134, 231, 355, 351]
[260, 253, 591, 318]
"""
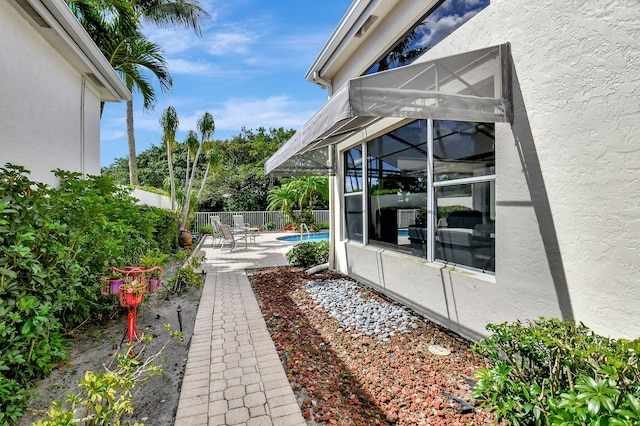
[218, 223, 247, 251]
[210, 215, 223, 246]
[232, 214, 250, 230]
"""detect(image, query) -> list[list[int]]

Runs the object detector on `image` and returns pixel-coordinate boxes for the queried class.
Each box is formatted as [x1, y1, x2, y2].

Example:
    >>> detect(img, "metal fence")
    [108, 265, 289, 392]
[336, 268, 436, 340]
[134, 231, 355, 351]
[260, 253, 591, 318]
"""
[193, 210, 330, 232]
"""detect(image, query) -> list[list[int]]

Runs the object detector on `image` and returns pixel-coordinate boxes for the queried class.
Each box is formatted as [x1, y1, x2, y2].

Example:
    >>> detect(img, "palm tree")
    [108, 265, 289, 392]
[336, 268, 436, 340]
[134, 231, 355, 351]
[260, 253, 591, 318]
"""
[118, 34, 173, 185]
[267, 177, 329, 230]
[67, 0, 210, 185]
[123, 0, 209, 186]
[197, 141, 220, 199]
[159, 106, 178, 210]
[288, 177, 329, 211]
[181, 112, 214, 227]
[267, 185, 297, 223]
[183, 130, 199, 192]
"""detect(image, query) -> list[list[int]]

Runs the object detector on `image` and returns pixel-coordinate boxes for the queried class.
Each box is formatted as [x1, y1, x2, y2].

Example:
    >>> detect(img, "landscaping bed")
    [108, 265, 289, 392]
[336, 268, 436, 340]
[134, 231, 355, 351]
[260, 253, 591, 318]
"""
[250, 266, 502, 425]
[15, 262, 202, 426]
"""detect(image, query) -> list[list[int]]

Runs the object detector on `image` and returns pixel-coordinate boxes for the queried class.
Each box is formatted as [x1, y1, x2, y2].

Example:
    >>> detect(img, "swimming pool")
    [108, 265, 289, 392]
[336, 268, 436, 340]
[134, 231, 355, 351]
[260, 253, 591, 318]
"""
[276, 229, 409, 242]
[276, 232, 330, 242]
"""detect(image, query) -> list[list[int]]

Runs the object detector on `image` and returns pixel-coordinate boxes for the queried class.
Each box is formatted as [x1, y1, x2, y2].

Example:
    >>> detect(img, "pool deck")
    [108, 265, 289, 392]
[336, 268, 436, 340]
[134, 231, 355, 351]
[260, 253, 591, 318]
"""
[174, 232, 305, 426]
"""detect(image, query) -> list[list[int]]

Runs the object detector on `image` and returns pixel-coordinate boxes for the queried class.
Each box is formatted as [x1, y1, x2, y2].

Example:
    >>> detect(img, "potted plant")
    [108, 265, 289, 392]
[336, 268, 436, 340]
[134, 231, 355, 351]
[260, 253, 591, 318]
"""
[140, 249, 168, 293]
[100, 271, 124, 295]
[120, 277, 146, 305]
[178, 227, 192, 250]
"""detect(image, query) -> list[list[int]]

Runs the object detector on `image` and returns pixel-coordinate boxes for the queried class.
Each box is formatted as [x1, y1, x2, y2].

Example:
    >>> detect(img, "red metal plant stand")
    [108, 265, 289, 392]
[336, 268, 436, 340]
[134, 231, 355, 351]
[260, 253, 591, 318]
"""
[101, 266, 163, 350]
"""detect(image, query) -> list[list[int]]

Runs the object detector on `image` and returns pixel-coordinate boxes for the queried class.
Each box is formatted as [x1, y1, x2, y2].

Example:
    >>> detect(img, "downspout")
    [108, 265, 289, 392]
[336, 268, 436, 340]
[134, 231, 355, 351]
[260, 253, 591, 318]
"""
[312, 71, 335, 269]
[80, 75, 86, 178]
[328, 145, 336, 270]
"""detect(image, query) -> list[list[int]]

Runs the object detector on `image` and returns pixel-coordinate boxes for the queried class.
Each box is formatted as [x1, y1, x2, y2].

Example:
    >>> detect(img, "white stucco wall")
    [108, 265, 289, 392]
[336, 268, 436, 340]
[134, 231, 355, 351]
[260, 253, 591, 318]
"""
[330, 0, 640, 339]
[129, 188, 172, 210]
[0, 2, 108, 186]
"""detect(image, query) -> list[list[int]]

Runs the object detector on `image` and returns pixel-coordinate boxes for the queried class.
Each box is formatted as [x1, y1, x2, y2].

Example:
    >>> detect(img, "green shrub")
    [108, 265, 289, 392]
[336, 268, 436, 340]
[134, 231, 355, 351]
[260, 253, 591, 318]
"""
[167, 254, 206, 294]
[265, 221, 277, 231]
[199, 224, 213, 235]
[0, 164, 176, 423]
[286, 240, 329, 268]
[472, 317, 640, 425]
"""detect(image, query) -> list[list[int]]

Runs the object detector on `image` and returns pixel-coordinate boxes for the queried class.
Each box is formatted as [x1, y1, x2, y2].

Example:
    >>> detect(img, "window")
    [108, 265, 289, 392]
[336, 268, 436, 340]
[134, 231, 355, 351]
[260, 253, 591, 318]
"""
[344, 147, 364, 243]
[367, 121, 428, 250]
[364, 0, 489, 74]
[344, 119, 495, 273]
[433, 120, 495, 272]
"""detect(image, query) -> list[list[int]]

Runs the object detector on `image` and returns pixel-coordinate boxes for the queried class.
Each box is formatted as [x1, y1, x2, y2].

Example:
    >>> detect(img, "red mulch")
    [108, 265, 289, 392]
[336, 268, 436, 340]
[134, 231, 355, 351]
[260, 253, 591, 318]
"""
[250, 266, 500, 426]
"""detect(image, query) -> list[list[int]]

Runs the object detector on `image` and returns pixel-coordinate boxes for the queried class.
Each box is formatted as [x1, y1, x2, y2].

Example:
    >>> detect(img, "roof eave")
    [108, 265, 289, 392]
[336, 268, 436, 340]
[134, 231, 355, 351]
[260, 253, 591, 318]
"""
[12, 0, 131, 102]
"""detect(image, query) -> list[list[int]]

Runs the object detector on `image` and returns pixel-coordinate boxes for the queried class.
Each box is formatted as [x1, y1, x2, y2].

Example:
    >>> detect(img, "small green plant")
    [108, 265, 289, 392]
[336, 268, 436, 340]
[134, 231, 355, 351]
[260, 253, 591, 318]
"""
[472, 317, 640, 425]
[199, 224, 213, 235]
[168, 255, 206, 294]
[286, 241, 329, 268]
[412, 208, 429, 227]
[265, 221, 277, 231]
[139, 249, 169, 270]
[120, 278, 146, 296]
[33, 326, 180, 426]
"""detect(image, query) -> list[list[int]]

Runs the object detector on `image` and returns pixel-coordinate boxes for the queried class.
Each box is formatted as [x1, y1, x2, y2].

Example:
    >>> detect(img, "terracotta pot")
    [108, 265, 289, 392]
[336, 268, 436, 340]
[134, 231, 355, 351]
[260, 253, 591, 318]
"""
[178, 230, 192, 249]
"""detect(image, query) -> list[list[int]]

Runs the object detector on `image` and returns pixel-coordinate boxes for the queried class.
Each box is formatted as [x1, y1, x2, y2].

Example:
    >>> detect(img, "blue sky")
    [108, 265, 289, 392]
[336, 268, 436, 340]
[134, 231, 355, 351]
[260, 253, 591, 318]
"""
[99, 0, 352, 167]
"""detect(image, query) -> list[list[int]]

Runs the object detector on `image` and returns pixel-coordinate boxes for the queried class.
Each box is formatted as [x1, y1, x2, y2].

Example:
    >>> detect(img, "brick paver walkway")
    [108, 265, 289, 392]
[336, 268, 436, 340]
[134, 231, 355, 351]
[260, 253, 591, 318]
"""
[174, 233, 305, 426]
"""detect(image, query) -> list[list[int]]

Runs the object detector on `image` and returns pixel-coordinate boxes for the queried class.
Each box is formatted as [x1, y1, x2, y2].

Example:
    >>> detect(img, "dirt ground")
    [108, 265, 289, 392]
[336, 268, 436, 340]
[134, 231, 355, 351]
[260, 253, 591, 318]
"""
[15, 261, 203, 426]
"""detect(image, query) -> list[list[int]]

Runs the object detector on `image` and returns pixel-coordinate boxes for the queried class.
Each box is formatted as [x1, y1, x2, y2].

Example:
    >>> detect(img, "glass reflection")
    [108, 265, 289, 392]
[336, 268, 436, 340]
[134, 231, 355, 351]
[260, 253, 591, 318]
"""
[365, 0, 489, 74]
[367, 121, 428, 250]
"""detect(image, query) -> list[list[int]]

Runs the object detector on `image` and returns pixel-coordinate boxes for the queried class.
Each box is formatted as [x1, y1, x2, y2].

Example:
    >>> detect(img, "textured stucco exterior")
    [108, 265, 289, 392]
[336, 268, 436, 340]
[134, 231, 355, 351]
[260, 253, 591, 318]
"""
[0, 1, 129, 186]
[320, 0, 640, 340]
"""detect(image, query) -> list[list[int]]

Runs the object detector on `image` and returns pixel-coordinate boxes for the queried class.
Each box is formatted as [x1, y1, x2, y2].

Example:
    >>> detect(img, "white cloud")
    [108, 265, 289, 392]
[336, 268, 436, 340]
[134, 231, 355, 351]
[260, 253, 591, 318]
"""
[217, 96, 317, 129]
[170, 96, 317, 134]
[166, 57, 214, 75]
[206, 30, 256, 55]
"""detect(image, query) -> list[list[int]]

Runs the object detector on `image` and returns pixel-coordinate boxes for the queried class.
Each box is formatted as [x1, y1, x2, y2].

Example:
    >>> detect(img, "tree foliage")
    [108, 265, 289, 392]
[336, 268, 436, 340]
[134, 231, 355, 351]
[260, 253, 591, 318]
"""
[102, 127, 295, 214]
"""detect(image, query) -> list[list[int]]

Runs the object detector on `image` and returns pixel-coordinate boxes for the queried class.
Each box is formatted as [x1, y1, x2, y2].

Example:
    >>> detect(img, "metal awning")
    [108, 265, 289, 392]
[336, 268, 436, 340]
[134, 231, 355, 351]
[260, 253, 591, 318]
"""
[265, 43, 512, 176]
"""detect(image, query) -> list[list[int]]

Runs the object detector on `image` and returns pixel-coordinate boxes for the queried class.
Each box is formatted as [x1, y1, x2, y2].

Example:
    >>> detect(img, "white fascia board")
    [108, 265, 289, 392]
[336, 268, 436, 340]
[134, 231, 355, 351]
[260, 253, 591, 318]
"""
[305, 0, 441, 88]
[12, 0, 131, 102]
[304, 0, 379, 83]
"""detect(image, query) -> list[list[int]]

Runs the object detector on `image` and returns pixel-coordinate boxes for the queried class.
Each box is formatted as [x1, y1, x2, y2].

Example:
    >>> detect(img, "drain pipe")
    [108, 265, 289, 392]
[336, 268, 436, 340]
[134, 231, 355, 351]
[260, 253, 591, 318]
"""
[328, 145, 336, 270]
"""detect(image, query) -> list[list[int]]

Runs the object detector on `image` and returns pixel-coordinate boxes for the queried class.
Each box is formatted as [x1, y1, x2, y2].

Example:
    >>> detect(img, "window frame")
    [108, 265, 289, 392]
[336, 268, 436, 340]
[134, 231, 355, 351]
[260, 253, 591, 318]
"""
[342, 118, 495, 274]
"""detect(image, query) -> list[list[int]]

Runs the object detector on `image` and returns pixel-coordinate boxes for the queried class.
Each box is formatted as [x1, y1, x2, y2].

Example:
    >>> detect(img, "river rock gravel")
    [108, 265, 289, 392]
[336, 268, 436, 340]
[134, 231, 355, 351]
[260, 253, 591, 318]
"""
[251, 266, 503, 426]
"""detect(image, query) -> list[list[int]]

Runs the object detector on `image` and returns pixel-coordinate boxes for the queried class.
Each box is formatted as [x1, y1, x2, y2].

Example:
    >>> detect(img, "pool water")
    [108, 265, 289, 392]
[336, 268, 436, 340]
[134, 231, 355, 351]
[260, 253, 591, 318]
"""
[276, 232, 330, 242]
[277, 229, 409, 242]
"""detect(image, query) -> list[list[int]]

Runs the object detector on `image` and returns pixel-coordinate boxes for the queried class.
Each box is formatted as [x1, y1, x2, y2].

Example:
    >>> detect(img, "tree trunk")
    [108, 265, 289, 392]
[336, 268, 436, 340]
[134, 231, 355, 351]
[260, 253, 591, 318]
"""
[167, 145, 176, 211]
[185, 151, 190, 192]
[181, 142, 203, 227]
[197, 163, 210, 199]
[126, 99, 138, 185]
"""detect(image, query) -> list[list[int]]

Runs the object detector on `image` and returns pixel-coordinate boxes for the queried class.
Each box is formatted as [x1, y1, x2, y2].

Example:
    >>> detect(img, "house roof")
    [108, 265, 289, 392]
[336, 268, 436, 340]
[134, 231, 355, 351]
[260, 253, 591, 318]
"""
[11, 0, 131, 102]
